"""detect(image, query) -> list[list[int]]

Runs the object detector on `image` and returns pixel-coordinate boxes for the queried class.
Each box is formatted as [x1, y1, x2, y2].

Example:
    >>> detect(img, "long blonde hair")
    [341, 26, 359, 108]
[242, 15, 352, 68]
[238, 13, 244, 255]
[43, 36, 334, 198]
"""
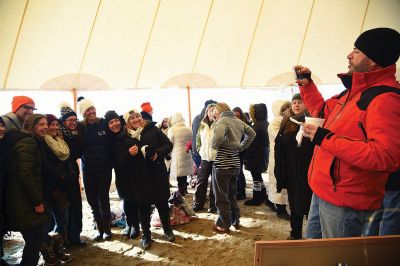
[214, 102, 231, 113]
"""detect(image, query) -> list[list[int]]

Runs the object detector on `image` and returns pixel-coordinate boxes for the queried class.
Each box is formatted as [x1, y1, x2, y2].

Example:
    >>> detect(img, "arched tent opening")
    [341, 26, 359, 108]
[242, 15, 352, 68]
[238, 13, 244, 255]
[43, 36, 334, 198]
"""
[265, 72, 322, 87]
[161, 73, 217, 124]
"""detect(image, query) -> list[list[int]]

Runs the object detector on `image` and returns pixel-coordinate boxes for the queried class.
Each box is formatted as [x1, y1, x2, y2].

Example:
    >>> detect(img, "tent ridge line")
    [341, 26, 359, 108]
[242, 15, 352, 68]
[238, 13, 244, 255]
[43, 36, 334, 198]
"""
[3, 0, 30, 89]
[360, 0, 370, 33]
[76, 0, 103, 88]
[296, 0, 316, 65]
[134, 0, 162, 89]
[240, 0, 265, 87]
[189, 0, 215, 86]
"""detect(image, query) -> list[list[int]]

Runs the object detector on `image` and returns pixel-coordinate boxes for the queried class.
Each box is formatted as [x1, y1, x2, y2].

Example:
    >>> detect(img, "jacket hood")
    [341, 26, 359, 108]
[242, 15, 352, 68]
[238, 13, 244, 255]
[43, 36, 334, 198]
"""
[250, 103, 268, 122]
[272, 100, 290, 117]
[202, 103, 216, 123]
[169, 112, 185, 127]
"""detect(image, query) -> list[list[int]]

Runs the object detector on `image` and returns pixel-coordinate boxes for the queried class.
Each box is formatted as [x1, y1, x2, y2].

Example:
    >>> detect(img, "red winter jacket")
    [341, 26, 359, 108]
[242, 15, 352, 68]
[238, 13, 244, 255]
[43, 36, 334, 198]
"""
[300, 65, 400, 210]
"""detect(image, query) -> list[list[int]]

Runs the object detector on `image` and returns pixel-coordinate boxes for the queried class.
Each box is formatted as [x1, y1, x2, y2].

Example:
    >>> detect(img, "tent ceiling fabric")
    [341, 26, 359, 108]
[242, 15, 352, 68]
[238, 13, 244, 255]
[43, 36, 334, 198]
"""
[0, 0, 399, 90]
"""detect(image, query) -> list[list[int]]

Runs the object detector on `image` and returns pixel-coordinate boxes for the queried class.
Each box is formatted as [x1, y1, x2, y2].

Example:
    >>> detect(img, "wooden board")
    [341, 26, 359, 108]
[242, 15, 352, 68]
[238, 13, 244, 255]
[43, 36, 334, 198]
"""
[254, 235, 400, 266]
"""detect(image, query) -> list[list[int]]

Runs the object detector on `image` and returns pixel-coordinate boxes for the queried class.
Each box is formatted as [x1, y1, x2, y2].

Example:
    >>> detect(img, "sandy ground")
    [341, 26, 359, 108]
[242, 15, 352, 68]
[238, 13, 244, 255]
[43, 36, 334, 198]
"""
[3, 172, 303, 265]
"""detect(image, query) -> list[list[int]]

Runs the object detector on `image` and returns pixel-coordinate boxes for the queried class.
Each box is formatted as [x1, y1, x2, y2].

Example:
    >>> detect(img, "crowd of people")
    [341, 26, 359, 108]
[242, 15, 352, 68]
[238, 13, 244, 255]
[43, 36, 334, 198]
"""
[0, 27, 399, 265]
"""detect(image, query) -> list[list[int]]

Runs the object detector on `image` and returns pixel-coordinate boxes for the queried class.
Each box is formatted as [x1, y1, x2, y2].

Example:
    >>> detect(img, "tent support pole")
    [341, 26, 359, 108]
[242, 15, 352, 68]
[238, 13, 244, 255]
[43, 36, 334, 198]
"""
[72, 88, 77, 111]
[187, 86, 192, 126]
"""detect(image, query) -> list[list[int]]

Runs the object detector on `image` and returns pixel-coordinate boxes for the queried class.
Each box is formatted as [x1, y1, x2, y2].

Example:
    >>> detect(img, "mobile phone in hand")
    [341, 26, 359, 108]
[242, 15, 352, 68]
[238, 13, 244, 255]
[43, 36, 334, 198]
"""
[293, 67, 311, 80]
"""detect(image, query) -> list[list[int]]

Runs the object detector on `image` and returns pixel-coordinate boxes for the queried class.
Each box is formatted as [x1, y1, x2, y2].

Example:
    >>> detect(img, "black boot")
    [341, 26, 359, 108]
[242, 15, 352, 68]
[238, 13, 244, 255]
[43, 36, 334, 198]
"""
[177, 176, 187, 196]
[93, 220, 104, 241]
[141, 232, 152, 250]
[103, 220, 112, 240]
[164, 229, 175, 242]
[244, 189, 265, 206]
[52, 234, 73, 263]
[265, 198, 277, 212]
[276, 204, 290, 220]
[40, 239, 62, 266]
[130, 225, 140, 239]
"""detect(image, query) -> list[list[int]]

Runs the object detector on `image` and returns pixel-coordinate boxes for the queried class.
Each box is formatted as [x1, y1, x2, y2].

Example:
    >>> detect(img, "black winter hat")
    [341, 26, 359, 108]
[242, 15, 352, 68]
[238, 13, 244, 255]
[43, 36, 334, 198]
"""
[104, 110, 120, 124]
[204, 99, 217, 109]
[140, 111, 153, 121]
[292, 93, 302, 101]
[354, 27, 400, 67]
[60, 103, 77, 123]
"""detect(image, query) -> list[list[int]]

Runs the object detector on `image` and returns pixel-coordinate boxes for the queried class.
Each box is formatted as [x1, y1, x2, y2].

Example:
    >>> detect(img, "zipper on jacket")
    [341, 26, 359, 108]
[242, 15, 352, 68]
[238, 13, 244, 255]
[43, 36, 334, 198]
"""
[329, 157, 341, 192]
[308, 146, 319, 183]
[358, 122, 368, 140]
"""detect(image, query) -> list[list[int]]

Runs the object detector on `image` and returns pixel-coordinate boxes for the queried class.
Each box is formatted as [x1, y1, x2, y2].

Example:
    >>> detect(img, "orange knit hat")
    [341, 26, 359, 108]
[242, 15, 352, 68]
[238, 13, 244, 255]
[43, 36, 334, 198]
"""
[12, 96, 35, 113]
[141, 102, 153, 113]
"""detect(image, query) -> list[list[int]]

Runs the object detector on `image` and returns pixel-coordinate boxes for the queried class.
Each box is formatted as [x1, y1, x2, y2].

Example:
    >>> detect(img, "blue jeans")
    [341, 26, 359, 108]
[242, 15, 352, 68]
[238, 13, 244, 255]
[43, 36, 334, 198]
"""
[49, 207, 69, 235]
[212, 168, 240, 229]
[364, 190, 400, 236]
[306, 193, 322, 239]
[192, 153, 201, 169]
[317, 194, 374, 238]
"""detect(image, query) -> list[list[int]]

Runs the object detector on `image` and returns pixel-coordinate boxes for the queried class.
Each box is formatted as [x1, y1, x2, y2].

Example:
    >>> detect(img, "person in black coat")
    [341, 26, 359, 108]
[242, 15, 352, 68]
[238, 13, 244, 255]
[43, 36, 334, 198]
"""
[77, 97, 113, 241]
[123, 109, 174, 250]
[274, 94, 315, 240]
[105, 110, 140, 239]
[232, 107, 251, 201]
[40, 115, 71, 238]
[6, 114, 62, 265]
[243, 103, 275, 210]
[59, 103, 86, 246]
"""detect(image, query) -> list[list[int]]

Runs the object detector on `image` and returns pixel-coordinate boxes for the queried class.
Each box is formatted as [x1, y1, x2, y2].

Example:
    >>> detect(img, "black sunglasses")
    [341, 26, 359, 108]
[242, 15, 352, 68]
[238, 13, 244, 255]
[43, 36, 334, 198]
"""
[22, 105, 37, 111]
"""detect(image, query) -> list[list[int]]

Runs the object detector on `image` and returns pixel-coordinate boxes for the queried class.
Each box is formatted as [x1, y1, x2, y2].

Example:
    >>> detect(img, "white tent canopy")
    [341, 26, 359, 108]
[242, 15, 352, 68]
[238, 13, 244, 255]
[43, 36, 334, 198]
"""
[1, 0, 399, 91]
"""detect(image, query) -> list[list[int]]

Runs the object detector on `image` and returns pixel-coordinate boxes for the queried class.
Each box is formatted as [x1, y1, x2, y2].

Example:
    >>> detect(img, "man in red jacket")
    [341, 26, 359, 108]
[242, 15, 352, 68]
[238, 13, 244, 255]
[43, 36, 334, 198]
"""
[295, 27, 400, 238]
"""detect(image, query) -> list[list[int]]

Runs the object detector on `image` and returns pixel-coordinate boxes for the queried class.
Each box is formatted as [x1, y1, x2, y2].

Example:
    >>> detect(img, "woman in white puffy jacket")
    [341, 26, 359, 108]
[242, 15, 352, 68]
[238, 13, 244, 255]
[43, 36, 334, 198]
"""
[268, 100, 291, 220]
[168, 112, 193, 195]
[192, 103, 217, 212]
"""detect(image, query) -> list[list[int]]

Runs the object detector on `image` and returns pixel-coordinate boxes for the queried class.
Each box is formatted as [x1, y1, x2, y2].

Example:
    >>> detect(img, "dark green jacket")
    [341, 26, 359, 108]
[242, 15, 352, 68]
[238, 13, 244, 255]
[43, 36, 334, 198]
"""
[4, 130, 49, 231]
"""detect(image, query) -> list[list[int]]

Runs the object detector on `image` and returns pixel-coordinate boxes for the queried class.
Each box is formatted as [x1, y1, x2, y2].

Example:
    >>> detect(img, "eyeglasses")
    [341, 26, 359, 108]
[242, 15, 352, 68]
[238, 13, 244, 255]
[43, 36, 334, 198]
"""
[22, 105, 37, 111]
[65, 118, 79, 123]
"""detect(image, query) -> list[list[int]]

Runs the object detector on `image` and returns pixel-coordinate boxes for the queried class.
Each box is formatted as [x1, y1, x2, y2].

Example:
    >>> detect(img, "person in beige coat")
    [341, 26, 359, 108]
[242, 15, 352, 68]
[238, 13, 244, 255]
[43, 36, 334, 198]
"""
[268, 100, 291, 220]
[168, 112, 193, 195]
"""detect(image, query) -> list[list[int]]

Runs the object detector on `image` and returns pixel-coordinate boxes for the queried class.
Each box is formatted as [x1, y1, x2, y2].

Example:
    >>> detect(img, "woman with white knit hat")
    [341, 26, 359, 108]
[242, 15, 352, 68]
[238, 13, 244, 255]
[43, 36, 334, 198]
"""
[77, 96, 113, 241]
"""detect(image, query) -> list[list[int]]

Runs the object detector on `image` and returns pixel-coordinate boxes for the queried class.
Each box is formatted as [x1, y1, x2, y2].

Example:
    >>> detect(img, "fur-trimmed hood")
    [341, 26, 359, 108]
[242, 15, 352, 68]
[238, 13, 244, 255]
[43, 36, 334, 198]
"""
[249, 103, 268, 123]
[272, 100, 290, 117]
[169, 112, 186, 127]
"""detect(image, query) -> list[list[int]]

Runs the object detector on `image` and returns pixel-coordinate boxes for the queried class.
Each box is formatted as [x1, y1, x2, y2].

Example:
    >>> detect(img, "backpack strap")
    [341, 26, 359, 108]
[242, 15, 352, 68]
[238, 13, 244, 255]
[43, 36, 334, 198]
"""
[357, 86, 400, 111]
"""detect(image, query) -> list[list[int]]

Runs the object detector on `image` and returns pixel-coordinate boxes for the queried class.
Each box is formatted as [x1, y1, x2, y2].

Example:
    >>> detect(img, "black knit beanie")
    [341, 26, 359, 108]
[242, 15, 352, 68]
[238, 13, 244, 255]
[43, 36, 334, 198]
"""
[354, 27, 400, 67]
[204, 99, 217, 109]
[104, 110, 120, 124]
[60, 103, 77, 123]
[292, 93, 301, 101]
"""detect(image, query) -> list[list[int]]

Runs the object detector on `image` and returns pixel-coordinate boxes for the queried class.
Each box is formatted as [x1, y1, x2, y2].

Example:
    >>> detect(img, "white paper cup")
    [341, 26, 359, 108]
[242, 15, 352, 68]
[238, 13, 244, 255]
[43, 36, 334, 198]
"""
[305, 117, 325, 127]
